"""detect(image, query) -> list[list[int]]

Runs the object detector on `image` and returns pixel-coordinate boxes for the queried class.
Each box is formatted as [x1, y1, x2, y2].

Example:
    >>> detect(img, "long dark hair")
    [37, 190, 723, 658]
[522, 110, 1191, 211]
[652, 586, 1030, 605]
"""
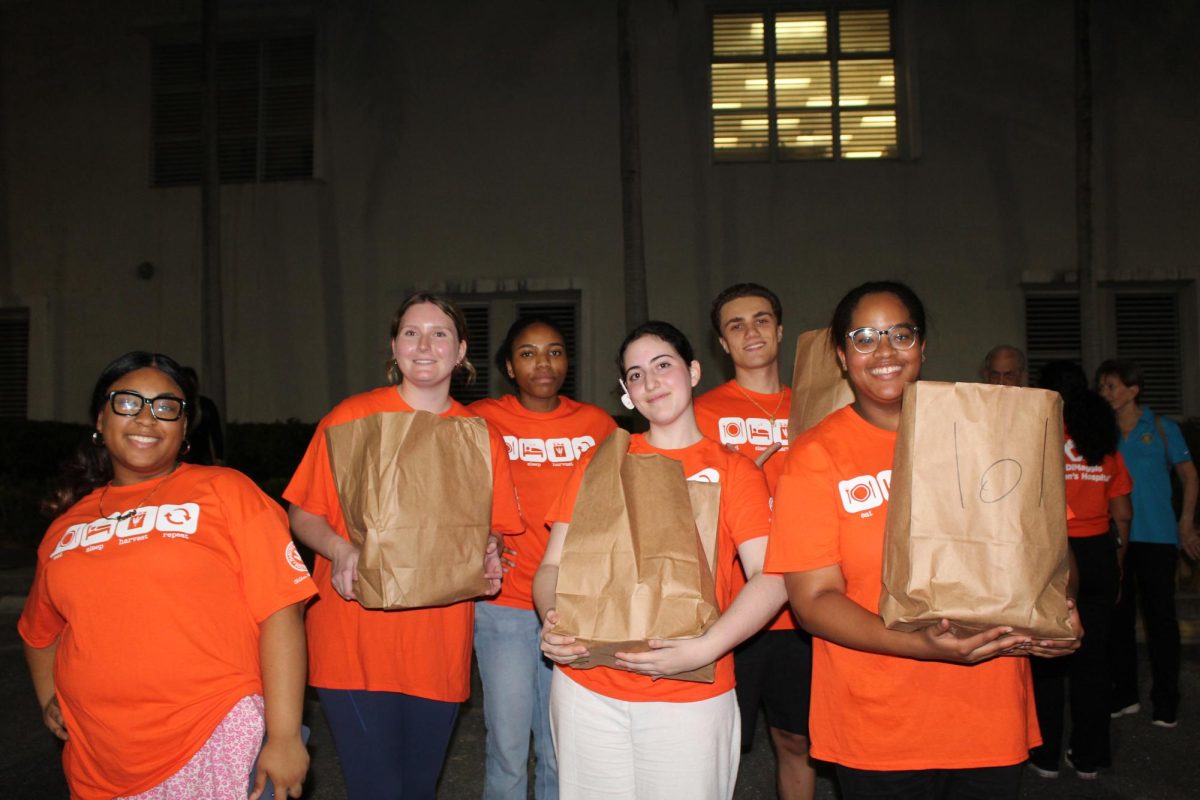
[44, 352, 195, 517]
[1039, 360, 1118, 466]
[616, 320, 696, 378]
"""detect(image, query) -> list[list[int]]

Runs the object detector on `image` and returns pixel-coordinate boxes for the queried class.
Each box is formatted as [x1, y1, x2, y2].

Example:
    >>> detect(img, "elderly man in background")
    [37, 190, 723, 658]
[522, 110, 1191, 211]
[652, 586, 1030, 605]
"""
[982, 344, 1029, 386]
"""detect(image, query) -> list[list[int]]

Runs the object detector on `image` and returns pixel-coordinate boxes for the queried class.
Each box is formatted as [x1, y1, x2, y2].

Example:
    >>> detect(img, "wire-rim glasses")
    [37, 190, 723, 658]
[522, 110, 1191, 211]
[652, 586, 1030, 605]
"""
[845, 324, 921, 354]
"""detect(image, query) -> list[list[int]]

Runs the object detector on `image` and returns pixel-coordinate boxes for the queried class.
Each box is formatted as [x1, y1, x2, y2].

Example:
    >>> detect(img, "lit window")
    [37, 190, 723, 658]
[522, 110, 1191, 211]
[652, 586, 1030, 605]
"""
[152, 35, 314, 186]
[711, 6, 900, 161]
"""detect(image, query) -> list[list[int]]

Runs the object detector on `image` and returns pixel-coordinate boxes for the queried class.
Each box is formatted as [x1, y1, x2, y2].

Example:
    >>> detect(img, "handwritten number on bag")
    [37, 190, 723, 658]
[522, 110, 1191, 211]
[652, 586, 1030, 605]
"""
[953, 421, 1043, 507]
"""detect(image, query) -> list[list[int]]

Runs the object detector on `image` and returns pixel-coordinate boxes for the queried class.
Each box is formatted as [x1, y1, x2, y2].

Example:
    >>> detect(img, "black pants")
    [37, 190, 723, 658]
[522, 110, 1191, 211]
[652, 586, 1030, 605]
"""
[1110, 541, 1181, 721]
[834, 764, 1022, 800]
[1030, 534, 1119, 770]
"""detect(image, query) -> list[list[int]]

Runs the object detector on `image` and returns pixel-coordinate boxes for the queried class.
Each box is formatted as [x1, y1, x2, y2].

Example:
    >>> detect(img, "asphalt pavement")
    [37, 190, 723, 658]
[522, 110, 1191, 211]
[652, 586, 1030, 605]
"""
[2, 564, 1197, 799]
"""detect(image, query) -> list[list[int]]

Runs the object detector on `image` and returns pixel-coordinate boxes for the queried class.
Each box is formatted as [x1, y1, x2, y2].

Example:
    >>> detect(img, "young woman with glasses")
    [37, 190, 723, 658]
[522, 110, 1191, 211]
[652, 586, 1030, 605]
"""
[765, 281, 1080, 798]
[19, 351, 316, 800]
[285, 293, 524, 799]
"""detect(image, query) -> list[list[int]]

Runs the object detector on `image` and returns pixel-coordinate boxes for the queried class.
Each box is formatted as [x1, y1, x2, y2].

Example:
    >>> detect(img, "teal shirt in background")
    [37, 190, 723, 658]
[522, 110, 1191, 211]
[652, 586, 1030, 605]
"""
[1118, 406, 1191, 545]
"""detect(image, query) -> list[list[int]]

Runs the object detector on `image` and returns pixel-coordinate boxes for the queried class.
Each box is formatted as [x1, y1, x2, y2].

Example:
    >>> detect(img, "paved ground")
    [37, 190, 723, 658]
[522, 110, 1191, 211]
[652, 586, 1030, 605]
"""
[2, 563, 1198, 799]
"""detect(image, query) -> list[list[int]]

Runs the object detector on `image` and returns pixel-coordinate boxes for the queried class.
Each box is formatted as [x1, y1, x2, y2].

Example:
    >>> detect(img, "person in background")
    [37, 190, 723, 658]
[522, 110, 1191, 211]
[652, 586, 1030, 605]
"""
[181, 365, 226, 466]
[468, 315, 617, 800]
[694, 283, 814, 800]
[285, 293, 524, 799]
[1097, 358, 1199, 729]
[535, 321, 787, 799]
[768, 281, 1080, 800]
[1028, 361, 1131, 780]
[20, 351, 314, 800]
[981, 344, 1029, 386]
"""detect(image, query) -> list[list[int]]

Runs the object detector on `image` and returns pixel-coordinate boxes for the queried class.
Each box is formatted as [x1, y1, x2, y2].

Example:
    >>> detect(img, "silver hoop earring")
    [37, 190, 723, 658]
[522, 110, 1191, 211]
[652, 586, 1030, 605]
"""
[91, 431, 103, 446]
[179, 440, 191, 457]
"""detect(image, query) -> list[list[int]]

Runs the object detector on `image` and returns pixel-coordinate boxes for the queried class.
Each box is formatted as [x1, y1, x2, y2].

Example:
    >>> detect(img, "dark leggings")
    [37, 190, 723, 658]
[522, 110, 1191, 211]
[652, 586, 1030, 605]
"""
[834, 764, 1023, 800]
[316, 687, 459, 800]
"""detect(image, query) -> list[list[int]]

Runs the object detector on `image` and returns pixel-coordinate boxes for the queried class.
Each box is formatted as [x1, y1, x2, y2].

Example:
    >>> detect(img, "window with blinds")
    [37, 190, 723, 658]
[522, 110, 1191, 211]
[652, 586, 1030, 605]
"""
[1115, 292, 1182, 416]
[1024, 292, 1081, 386]
[1024, 288, 1185, 415]
[711, 5, 900, 161]
[152, 34, 314, 186]
[448, 292, 582, 405]
[0, 308, 30, 419]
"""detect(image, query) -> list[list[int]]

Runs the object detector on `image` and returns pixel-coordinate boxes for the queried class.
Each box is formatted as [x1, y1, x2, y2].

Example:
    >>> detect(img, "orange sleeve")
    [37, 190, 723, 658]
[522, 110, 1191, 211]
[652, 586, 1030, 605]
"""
[282, 417, 338, 522]
[724, 453, 772, 548]
[16, 540, 65, 648]
[487, 423, 525, 535]
[1108, 452, 1133, 499]
[766, 439, 842, 573]
[219, 472, 316, 622]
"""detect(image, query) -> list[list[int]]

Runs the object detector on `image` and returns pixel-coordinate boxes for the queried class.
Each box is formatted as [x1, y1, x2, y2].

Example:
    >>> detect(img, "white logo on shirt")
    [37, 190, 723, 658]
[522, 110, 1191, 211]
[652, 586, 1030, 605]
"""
[688, 468, 721, 483]
[503, 435, 597, 465]
[838, 471, 892, 513]
[51, 503, 202, 559]
[718, 417, 788, 447]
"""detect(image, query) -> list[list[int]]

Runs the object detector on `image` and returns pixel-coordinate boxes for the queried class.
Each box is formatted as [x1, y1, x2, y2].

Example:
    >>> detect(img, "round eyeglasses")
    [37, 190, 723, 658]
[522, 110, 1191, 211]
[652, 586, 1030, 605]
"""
[845, 324, 921, 354]
[107, 390, 187, 421]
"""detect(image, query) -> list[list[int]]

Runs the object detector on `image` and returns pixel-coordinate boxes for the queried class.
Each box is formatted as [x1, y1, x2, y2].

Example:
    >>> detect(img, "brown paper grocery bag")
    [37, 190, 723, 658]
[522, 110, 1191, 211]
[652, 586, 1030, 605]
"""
[880, 381, 1074, 639]
[325, 410, 493, 609]
[553, 429, 722, 683]
[789, 328, 855, 437]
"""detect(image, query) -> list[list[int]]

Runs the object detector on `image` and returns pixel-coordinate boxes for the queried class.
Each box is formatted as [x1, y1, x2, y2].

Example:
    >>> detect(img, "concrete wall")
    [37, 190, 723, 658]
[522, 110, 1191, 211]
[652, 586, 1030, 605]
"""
[2, 0, 1197, 422]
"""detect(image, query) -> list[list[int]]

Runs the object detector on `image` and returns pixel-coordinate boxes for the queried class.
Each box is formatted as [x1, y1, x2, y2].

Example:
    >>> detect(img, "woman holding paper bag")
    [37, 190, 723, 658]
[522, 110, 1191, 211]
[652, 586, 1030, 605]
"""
[285, 293, 524, 800]
[534, 321, 787, 800]
[468, 315, 617, 800]
[766, 281, 1080, 799]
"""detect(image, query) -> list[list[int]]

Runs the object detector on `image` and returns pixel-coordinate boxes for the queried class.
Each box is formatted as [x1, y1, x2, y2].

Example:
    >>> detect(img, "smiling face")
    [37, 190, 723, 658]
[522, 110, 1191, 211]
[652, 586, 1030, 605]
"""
[837, 291, 925, 429]
[96, 367, 187, 485]
[390, 301, 468, 389]
[717, 295, 783, 371]
[621, 334, 701, 429]
[507, 321, 568, 404]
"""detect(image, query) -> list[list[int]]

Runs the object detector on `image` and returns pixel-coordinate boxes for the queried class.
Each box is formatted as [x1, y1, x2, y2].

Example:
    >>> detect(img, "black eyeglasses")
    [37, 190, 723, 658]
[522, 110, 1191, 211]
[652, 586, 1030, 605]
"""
[845, 324, 921, 354]
[107, 390, 187, 421]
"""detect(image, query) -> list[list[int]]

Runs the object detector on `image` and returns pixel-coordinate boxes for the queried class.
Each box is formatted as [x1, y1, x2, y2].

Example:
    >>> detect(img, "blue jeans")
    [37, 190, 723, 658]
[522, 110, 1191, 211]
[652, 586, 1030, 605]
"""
[474, 601, 557, 800]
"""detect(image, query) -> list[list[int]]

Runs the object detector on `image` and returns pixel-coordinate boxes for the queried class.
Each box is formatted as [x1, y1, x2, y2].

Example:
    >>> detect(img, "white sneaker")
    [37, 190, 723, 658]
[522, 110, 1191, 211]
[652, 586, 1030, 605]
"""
[1110, 702, 1140, 719]
[1151, 718, 1178, 729]
[1027, 762, 1059, 779]
[1065, 751, 1098, 780]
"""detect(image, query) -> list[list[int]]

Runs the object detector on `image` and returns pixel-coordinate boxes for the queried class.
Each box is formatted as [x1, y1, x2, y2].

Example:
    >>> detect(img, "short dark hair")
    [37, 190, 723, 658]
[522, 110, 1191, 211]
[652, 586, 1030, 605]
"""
[616, 320, 696, 378]
[1095, 358, 1144, 395]
[828, 280, 928, 351]
[493, 314, 568, 387]
[709, 283, 783, 336]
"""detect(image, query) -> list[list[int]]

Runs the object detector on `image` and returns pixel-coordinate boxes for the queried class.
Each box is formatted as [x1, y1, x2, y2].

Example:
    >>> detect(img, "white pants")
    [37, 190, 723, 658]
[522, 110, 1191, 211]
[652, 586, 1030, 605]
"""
[549, 668, 741, 800]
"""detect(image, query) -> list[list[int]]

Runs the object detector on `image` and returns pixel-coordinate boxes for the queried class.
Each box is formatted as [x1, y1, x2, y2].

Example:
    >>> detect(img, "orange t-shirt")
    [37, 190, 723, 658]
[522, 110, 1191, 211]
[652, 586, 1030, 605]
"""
[18, 465, 316, 800]
[468, 394, 617, 610]
[1063, 432, 1133, 538]
[546, 434, 772, 703]
[694, 380, 795, 631]
[765, 406, 1040, 770]
[283, 386, 524, 702]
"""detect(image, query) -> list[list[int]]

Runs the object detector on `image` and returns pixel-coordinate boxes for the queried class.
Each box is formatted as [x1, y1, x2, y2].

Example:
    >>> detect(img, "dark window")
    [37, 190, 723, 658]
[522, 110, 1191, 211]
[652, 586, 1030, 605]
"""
[152, 35, 314, 186]
[1024, 292, 1081, 385]
[452, 304, 493, 406]
[1115, 292, 1182, 416]
[711, 5, 900, 161]
[0, 308, 30, 419]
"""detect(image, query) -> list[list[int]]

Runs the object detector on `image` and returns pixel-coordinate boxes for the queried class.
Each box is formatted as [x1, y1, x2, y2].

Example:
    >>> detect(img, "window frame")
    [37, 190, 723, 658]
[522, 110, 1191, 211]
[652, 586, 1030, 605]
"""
[709, 1, 905, 163]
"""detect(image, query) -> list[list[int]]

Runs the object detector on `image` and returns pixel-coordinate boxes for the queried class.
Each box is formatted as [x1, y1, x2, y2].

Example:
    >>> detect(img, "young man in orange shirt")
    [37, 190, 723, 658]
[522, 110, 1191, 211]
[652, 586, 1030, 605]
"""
[694, 283, 815, 800]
